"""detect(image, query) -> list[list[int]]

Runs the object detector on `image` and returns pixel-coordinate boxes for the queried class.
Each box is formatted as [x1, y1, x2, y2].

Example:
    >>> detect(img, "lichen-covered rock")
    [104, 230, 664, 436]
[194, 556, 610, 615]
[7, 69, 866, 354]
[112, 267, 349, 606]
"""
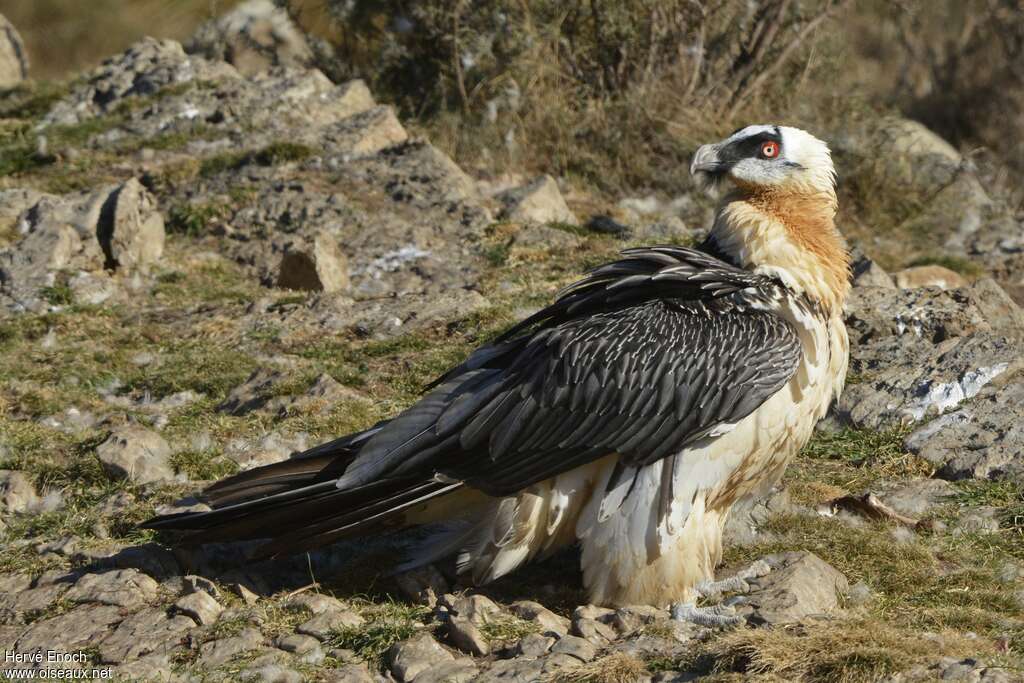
[0, 13, 28, 88]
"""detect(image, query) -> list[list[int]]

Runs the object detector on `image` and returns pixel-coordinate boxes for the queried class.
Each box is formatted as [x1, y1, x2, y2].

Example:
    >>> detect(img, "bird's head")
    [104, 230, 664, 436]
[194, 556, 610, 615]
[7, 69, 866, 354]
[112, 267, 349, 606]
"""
[690, 125, 835, 198]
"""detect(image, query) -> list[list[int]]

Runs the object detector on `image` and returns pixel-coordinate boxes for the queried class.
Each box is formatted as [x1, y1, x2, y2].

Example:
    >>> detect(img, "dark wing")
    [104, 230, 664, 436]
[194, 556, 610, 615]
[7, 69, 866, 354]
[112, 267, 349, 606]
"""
[145, 246, 802, 555]
[335, 245, 802, 496]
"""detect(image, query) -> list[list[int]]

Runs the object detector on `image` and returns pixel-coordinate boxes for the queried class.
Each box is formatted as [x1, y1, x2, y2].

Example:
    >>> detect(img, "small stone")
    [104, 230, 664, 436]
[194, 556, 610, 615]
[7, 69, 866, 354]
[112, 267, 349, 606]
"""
[174, 589, 224, 625]
[514, 632, 556, 657]
[0, 470, 39, 513]
[447, 616, 489, 656]
[611, 605, 665, 634]
[199, 627, 265, 667]
[846, 581, 874, 606]
[498, 175, 578, 225]
[388, 633, 455, 682]
[413, 659, 479, 683]
[573, 604, 616, 623]
[444, 593, 504, 626]
[508, 600, 571, 637]
[286, 592, 346, 615]
[276, 632, 319, 654]
[894, 265, 968, 290]
[65, 568, 159, 609]
[242, 665, 305, 683]
[277, 230, 350, 293]
[542, 652, 584, 674]
[551, 634, 597, 662]
[324, 663, 378, 682]
[572, 617, 617, 646]
[96, 424, 173, 484]
[230, 582, 261, 605]
[296, 610, 364, 640]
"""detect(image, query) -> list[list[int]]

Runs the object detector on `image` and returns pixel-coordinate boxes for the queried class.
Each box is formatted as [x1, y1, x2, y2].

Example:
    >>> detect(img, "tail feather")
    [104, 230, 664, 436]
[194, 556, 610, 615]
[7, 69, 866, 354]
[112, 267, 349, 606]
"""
[141, 425, 465, 558]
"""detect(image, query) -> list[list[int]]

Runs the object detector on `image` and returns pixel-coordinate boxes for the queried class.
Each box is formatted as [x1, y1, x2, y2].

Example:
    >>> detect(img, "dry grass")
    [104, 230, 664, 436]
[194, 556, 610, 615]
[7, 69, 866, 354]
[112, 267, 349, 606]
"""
[704, 617, 988, 683]
[553, 652, 648, 683]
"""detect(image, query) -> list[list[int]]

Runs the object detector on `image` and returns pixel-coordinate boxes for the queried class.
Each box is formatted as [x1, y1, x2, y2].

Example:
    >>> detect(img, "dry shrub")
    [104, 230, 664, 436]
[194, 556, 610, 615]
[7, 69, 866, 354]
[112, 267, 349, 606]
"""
[705, 618, 989, 683]
[316, 0, 854, 194]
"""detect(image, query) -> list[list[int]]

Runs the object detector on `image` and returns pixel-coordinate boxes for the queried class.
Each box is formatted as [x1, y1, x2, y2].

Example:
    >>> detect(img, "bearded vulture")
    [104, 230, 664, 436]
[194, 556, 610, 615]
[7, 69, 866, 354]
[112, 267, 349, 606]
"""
[146, 125, 850, 624]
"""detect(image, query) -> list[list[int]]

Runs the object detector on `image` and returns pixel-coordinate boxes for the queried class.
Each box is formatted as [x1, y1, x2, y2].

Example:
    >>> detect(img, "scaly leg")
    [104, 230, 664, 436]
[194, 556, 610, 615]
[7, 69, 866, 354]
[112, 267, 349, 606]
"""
[671, 559, 772, 627]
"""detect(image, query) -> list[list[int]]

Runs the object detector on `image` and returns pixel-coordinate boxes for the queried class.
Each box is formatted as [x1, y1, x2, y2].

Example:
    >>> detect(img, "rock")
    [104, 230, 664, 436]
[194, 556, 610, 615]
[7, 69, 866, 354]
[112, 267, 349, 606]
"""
[483, 657, 546, 681]
[585, 215, 631, 237]
[296, 610, 364, 640]
[836, 117, 993, 252]
[174, 589, 224, 625]
[412, 659, 479, 683]
[285, 592, 346, 615]
[218, 368, 287, 416]
[850, 247, 896, 289]
[277, 231, 350, 293]
[112, 654, 176, 681]
[242, 665, 305, 683]
[275, 633, 320, 654]
[0, 13, 28, 87]
[395, 564, 449, 606]
[321, 106, 409, 157]
[444, 594, 504, 626]
[734, 551, 849, 625]
[903, 367, 1024, 482]
[894, 265, 969, 290]
[65, 568, 160, 609]
[387, 633, 454, 682]
[845, 279, 1024, 346]
[224, 430, 308, 470]
[43, 38, 238, 126]
[550, 635, 597, 662]
[508, 600, 571, 637]
[514, 632, 555, 657]
[0, 579, 70, 622]
[98, 606, 195, 663]
[571, 617, 617, 647]
[97, 178, 166, 271]
[0, 470, 39, 513]
[447, 617, 489, 656]
[199, 627, 265, 667]
[838, 333, 1020, 429]
[96, 424, 174, 484]
[14, 605, 123, 654]
[324, 663, 379, 682]
[883, 657, 1016, 682]
[186, 0, 318, 76]
[498, 175, 578, 225]
[610, 605, 665, 634]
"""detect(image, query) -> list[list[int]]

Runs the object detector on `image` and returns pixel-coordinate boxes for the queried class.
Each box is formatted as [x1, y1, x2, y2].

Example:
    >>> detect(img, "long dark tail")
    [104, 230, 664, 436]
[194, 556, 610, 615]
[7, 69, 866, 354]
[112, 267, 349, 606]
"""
[141, 426, 463, 558]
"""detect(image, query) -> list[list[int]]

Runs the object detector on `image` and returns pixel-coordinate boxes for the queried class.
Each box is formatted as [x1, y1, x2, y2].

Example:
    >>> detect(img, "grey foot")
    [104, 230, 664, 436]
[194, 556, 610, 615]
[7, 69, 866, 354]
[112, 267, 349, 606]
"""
[671, 601, 743, 627]
[694, 559, 771, 600]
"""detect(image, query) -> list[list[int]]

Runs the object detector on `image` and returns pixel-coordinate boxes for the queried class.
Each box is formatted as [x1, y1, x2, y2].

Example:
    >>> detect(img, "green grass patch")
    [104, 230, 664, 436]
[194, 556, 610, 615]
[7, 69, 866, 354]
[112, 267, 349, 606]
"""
[325, 601, 432, 664]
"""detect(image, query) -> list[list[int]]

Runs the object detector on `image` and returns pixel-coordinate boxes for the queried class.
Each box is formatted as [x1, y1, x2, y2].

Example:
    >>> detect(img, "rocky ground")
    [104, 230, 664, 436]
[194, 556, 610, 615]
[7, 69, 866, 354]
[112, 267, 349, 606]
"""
[1, 4, 1024, 682]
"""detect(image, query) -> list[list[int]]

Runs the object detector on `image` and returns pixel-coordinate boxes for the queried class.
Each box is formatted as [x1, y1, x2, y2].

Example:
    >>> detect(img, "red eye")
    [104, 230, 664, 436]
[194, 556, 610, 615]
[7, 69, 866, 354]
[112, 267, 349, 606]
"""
[761, 141, 779, 158]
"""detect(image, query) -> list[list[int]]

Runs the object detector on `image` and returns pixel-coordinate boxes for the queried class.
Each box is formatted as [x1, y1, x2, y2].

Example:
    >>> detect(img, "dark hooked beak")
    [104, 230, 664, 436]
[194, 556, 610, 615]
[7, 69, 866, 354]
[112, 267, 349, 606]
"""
[690, 143, 724, 175]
